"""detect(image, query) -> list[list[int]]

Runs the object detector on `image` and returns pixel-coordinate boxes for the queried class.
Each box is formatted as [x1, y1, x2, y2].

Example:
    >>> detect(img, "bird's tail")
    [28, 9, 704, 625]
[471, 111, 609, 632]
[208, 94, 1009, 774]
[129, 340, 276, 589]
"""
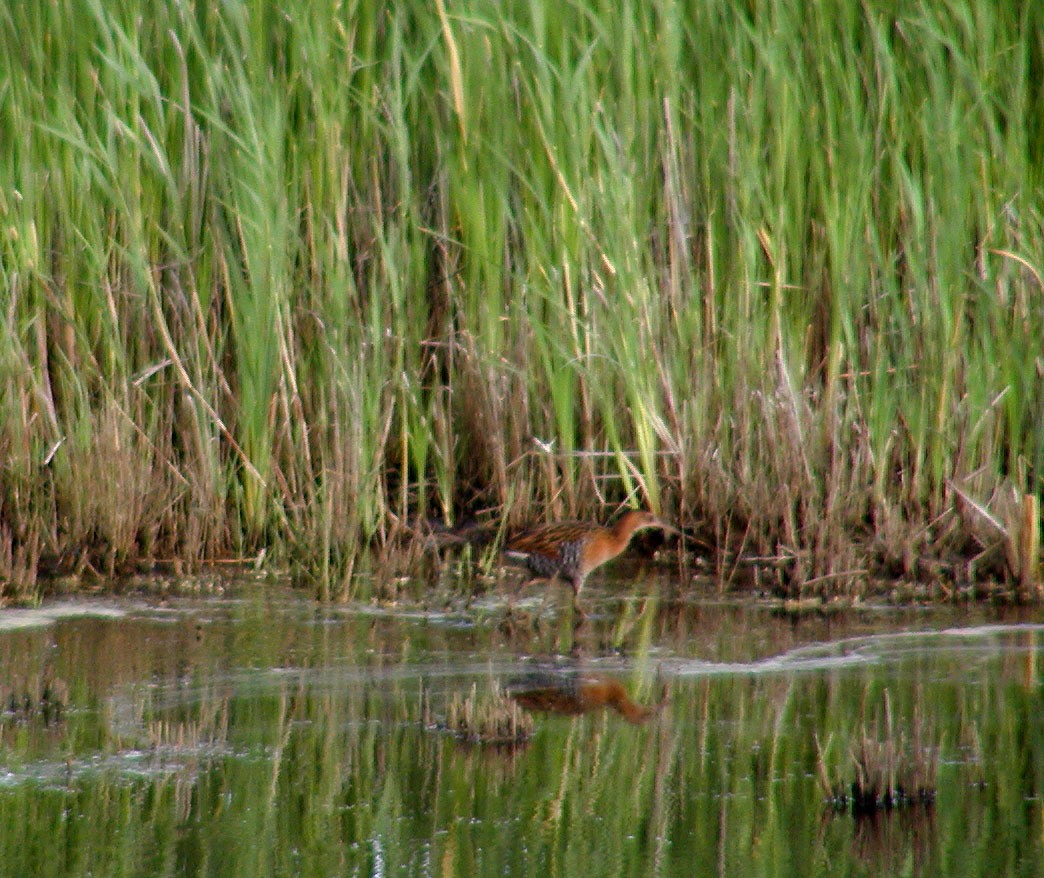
[396, 516, 498, 549]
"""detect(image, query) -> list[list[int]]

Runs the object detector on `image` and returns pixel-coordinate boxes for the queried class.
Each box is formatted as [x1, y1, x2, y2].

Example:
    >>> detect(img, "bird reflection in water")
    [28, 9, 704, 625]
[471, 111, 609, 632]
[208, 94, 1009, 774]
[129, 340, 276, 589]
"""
[506, 672, 668, 724]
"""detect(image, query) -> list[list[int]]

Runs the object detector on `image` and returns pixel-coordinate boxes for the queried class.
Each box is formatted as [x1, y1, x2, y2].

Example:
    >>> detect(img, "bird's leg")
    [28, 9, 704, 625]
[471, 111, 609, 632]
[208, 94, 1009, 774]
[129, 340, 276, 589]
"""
[502, 576, 541, 634]
[499, 579, 524, 636]
[504, 575, 525, 618]
[570, 581, 588, 625]
[535, 577, 554, 618]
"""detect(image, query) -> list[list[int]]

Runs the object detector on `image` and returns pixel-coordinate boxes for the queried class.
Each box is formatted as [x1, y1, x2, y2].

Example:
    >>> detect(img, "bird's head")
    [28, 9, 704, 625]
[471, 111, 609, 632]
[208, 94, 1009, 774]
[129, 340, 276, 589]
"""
[613, 509, 679, 538]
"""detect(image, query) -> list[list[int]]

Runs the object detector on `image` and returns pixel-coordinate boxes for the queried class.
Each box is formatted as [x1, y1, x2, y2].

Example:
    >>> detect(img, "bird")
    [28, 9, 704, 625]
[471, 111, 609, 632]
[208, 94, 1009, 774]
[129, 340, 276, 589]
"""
[502, 509, 677, 617]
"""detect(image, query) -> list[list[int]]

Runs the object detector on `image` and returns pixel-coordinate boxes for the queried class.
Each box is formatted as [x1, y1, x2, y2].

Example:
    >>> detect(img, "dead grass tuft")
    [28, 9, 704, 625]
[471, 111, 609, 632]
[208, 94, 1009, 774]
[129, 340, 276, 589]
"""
[817, 691, 937, 816]
[436, 680, 534, 746]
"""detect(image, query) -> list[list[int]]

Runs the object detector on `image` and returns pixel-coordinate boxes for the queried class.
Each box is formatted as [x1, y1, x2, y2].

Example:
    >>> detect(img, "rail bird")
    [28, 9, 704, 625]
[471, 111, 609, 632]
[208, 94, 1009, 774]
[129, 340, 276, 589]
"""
[503, 510, 676, 617]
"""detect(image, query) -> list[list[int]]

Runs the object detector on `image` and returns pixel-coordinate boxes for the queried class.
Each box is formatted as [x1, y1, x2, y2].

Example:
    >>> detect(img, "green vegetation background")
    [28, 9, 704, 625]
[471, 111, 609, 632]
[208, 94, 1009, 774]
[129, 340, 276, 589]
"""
[2, 0, 1043, 599]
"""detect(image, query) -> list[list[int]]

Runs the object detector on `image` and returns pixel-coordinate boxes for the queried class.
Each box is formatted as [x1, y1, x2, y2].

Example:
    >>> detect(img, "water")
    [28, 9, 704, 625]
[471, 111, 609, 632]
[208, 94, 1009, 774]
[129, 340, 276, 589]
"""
[0, 578, 1041, 877]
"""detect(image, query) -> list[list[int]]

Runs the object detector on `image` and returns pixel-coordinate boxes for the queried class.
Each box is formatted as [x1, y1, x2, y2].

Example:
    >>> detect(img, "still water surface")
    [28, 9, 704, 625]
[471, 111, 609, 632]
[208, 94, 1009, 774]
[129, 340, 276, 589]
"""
[0, 578, 1041, 877]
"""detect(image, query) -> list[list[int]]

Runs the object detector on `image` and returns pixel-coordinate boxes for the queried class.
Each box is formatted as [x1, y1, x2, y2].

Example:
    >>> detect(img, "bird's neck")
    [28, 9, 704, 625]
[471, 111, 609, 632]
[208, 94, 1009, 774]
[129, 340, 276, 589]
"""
[609, 516, 641, 545]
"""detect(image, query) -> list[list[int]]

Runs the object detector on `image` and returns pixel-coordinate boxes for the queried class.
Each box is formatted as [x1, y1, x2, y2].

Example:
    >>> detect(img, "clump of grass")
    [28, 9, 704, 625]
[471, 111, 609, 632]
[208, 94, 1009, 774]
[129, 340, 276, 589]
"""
[817, 693, 937, 815]
[436, 681, 534, 747]
[146, 713, 228, 752]
[1, 678, 67, 728]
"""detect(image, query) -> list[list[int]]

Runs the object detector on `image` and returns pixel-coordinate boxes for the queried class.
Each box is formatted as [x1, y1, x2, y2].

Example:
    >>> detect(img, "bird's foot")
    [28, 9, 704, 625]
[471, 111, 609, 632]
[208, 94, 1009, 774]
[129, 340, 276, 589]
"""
[499, 606, 535, 636]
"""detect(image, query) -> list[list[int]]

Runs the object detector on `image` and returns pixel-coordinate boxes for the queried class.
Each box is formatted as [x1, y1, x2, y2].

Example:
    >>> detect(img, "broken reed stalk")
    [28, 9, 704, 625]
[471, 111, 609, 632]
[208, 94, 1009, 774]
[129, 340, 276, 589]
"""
[1019, 494, 1041, 600]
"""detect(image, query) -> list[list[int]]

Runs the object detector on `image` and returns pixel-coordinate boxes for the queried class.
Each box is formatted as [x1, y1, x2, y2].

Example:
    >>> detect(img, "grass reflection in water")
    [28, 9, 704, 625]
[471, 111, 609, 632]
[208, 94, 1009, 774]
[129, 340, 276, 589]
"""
[0, 592, 1040, 876]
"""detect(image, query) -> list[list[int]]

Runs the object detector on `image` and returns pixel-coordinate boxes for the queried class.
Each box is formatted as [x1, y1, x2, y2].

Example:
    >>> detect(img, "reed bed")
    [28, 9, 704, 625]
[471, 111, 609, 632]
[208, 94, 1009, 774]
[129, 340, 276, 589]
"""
[1, 0, 1042, 601]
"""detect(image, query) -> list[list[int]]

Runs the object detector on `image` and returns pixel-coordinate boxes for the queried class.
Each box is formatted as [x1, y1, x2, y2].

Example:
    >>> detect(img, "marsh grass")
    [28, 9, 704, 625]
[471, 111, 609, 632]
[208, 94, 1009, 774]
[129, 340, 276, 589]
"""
[0, 677, 67, 729]
[436, 679, 534, 746]
[816, 691, 939, 815]
[1, 0, 1043, 600]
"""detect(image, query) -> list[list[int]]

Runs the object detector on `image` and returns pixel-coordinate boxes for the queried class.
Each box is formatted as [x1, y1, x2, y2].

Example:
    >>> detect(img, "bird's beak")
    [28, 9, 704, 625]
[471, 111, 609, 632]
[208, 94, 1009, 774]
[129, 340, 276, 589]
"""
[655, 518, 682, 536]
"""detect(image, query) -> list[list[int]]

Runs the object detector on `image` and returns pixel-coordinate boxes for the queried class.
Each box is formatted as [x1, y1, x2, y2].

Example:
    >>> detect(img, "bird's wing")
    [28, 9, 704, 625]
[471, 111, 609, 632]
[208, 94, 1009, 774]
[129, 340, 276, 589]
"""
[505, 521, 595, 558]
